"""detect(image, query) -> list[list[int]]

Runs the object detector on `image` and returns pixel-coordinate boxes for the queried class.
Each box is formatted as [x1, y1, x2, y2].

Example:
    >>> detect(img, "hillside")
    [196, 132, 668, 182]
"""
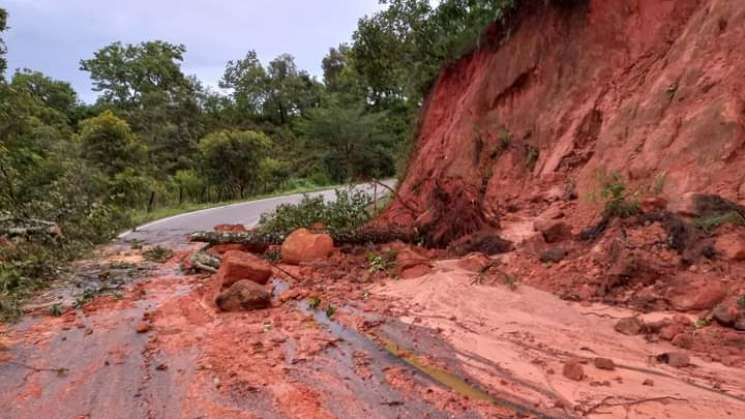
[382, 0, 745, 240]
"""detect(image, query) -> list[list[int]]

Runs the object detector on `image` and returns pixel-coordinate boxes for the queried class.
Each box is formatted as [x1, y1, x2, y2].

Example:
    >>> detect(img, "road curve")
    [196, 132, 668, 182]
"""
[120, 181, 393, 245]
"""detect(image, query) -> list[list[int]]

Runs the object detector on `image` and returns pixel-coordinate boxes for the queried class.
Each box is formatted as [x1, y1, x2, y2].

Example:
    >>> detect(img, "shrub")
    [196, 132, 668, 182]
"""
[257, 189, 372, 237]
[367, 250, 397, 273]
[599, 172, 640, 219]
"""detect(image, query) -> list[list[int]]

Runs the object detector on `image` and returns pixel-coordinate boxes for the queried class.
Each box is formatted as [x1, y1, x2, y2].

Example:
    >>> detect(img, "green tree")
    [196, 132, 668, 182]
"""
[0, 8, 7, 76]
[220, 50, 268, 116]
[10, 69, 79, 122]
[79, 110, 144, 176]
[299, 98, 394, 182]
[221, 52, 322, 124]
[258, 157, 290, 192]
[80, 41, 189, 106]
[198, 130, 271, 198]
[81, 42, 204, 177]
[170, 169, 205, 204]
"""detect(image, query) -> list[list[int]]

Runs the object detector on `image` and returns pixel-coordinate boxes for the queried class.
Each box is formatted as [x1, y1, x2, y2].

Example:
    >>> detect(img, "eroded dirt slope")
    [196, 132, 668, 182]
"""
[381, 0, 745, 239]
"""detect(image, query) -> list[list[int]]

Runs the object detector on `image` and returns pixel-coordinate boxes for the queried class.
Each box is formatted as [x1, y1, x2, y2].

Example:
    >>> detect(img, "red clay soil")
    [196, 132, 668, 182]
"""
[380, 0, 745, 239]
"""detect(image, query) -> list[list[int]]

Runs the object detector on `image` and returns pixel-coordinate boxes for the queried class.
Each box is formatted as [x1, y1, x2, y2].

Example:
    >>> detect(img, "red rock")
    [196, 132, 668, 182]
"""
[712, 300, 743, 326]
[642, 379, 654, 386]
[533, 219, 572, 243]
[668, 273, 727, 311]
[593, 357, 616, 371]
[135, 322, 151, 334]
[456, 253, 492, 272]
[659, 323, 686, 341]
[214, 224, 248, 232]
[281, 228, 335, 265]
[614, 317, 644, 336]
[562, 360, 585, 381]
[671, 333, 694, 349]
[215, 280, 271, 312]
[216, 250, 272, 288]
[715, 233, 745, 261]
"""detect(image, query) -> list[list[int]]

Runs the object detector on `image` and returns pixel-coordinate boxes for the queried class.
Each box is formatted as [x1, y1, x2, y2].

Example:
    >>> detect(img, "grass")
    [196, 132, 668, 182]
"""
[367, 250, 397, 274]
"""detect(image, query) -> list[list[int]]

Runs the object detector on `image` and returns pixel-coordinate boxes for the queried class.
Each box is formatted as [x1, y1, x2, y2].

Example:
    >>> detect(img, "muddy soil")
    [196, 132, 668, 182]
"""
[1, 242, 744, 419]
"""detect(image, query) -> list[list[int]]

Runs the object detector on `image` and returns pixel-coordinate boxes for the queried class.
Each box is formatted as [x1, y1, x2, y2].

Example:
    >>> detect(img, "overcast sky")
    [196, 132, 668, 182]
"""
[3, 0, 382, 102]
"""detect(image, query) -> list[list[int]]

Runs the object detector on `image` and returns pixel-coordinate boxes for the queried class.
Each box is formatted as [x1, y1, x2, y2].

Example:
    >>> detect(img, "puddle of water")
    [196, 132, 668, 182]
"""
[286, 288, 562, 419]
[379, 338, 498, 404]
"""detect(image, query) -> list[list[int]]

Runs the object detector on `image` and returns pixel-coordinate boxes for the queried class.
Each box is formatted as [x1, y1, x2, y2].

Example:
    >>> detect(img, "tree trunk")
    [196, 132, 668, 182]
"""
[190, 227, 419, 247]
[147, 191, 156, 213]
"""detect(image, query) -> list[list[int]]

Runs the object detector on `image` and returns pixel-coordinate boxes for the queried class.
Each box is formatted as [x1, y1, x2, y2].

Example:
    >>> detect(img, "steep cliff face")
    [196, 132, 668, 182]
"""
[381, 0, 745, 243]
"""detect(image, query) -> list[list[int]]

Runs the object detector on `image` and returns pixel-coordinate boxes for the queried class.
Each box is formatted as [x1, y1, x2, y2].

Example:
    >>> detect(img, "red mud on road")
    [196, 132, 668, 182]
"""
[1, 240, 745, 419]
[0, 246, 521, 419]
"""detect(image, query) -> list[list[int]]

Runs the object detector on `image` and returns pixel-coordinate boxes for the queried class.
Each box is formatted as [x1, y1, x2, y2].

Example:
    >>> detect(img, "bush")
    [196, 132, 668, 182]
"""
[257, 189, 372, 236]
[599, 172, 640, 219]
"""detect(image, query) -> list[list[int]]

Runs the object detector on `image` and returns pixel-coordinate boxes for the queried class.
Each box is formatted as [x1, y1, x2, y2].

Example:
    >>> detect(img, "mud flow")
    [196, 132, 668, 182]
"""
[3, 240, 744, 419]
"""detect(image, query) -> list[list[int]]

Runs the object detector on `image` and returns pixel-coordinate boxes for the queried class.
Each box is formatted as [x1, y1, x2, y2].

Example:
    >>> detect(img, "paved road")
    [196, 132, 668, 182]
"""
[120, 181, 394, 245]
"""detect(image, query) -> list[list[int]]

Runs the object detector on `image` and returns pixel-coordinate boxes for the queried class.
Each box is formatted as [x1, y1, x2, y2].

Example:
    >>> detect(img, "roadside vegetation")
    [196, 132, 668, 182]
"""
[0, 1, 546, 318]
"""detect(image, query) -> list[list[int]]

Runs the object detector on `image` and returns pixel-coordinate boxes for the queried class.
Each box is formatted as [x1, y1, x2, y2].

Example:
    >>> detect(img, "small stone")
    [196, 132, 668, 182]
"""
[563, 360, 585, 381]
[656, 352, 690, 368]
[156, 363, 168, 371]
[642, 379, 655, 386]
[135, 322, 151, 334]
[540, 247, 568, 263]
[614, 317, 644, 336]
[734, 317, 745, 331]
[671, 333, 694, 349]
[713, 301, 742, 326]
[593, 357, 616, 371]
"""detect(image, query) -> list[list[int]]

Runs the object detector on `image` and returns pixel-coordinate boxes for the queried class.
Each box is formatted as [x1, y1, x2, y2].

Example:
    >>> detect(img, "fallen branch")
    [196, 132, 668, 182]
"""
[190, 227, 420, 247]
[0, 216, 61, 239]
[190, 250, 220, 273]
[189, 230, 284, 246]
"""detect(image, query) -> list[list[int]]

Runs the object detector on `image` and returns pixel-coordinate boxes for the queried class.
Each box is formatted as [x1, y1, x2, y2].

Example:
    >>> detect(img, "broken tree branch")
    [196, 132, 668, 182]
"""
[0, 216, 61, 239]
[190, 227, 420, 247]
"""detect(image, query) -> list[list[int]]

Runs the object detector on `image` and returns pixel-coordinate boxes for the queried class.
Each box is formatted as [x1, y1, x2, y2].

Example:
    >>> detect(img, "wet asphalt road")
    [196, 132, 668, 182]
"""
[119, 181, 394, 245]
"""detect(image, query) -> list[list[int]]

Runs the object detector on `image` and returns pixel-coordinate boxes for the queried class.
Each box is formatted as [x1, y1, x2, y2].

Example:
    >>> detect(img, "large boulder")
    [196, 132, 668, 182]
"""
[215, 280, 271, 312]
[280, 228, 335, 265]
[216, 250, 273, 288]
